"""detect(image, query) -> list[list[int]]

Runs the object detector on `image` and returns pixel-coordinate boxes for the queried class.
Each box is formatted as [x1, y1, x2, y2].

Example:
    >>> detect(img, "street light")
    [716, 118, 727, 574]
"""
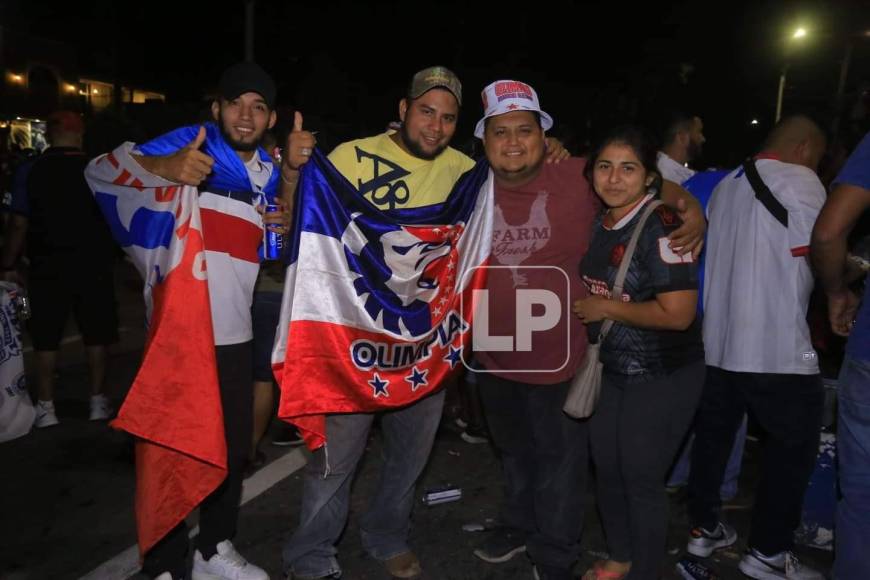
[775, 26, 809, 122]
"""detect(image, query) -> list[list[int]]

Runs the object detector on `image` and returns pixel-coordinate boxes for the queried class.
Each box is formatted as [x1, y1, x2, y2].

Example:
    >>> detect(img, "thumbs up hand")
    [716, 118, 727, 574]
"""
[284, 112, 317, 171]
[135, 125, 215, 186]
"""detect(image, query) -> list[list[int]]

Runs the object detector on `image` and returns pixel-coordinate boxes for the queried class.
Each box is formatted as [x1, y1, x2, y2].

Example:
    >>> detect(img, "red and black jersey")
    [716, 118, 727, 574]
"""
[579, 196, 704, 381]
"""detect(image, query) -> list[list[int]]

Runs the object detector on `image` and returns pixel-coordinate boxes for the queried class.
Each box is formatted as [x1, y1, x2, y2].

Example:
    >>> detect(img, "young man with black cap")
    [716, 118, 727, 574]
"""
[101, 61, 291, 580]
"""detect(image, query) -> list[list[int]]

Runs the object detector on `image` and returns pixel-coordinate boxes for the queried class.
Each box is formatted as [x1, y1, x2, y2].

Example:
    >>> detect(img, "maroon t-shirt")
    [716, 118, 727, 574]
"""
[475, 158, 600, 384]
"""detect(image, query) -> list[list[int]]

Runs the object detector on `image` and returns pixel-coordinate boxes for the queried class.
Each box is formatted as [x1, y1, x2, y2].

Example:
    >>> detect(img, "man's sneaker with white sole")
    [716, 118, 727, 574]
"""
[192, 540, 268, 580]
[686, 521, 737, 558]
[738, 548, 824, 580]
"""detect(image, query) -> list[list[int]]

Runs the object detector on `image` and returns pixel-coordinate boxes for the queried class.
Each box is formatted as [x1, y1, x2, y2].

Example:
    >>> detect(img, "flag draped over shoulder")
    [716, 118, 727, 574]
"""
[85, 142, 225, 556]
[272, 150, 493, 450]
[136, 122, 279, 198]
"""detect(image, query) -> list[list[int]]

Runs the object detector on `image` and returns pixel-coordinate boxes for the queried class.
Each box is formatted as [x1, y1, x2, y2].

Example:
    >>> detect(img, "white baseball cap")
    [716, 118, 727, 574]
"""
[474, 79, 554, 138]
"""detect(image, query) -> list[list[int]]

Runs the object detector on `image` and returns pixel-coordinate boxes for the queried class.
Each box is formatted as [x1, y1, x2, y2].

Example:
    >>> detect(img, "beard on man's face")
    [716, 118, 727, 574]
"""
[219, 120, 262, 152]
[399, 123, 447, 161]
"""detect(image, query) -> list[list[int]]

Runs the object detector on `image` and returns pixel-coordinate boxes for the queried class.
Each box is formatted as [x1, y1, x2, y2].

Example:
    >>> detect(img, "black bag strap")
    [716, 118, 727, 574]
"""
[742, 159, 788, 228]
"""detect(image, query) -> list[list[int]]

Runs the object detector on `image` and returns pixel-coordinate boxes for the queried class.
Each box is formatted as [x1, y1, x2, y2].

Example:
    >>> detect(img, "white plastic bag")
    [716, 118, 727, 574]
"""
[0, 282, 34, 442]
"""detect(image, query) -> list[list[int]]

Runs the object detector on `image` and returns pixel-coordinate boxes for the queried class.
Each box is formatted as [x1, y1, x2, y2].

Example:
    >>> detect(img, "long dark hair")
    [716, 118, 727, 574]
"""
[584, 124, 662, 193]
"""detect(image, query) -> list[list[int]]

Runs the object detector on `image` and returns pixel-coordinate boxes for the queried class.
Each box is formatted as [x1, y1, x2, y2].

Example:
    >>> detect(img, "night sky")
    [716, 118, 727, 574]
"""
[5, 0, 870, 167]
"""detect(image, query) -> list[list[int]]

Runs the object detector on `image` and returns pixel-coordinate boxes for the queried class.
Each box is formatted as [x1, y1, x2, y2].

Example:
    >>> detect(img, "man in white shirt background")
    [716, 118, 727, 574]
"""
[657, 111, 706, 185]
[686, 115, 828, 580]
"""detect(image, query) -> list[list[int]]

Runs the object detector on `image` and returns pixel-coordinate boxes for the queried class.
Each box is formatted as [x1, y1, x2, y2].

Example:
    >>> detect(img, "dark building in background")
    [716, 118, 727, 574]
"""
[0, 26, 164, 155]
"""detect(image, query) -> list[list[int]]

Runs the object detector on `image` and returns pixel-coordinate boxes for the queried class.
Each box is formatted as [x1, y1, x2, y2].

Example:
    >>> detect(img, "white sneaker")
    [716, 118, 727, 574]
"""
[686, 521, 737, 557]
[34, 400, 59, 428]
[192, 540, 269, 580]
[89, 394, 113, 421]
[154, 573, 174, 580]
[460, 430, 489, 444]
[738, 548, 824, 580]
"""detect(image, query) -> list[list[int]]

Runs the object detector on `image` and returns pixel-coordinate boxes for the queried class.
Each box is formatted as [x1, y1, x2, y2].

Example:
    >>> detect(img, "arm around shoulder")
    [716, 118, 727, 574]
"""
[659, 179, 706, 258]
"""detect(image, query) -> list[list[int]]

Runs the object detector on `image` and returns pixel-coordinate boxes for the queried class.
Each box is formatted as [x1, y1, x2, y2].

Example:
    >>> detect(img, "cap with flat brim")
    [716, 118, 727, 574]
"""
[218, 61, 277, 109]
[474, 79, 553, 138]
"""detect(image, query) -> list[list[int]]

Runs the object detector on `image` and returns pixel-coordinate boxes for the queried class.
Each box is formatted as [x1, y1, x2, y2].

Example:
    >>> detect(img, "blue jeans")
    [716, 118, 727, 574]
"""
[667, 414, 747, 500]
[835, 355, 870, 580]
[282, 389, 445, 578]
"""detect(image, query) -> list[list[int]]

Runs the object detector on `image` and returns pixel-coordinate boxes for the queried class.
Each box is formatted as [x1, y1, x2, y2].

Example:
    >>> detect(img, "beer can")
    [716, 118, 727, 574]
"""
[263, 203, 284, 260]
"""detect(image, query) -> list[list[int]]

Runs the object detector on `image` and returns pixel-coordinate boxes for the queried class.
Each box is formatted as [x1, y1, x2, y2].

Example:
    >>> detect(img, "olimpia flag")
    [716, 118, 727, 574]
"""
[272, 150, 493, 450]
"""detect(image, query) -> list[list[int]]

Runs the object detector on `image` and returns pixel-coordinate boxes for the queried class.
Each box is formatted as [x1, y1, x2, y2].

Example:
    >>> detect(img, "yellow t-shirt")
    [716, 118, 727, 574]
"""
[328, 131, 475, 210]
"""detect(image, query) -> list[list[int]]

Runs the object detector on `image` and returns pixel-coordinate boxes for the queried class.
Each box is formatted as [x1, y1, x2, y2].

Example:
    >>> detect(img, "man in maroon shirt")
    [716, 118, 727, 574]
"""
[470, 80, 705, 580]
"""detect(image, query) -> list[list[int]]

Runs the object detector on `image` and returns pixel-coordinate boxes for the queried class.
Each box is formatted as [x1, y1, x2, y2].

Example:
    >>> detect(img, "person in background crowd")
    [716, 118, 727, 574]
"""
[2, 110, 119, 428]
[687, 115, 828, 580]
[811, 130, 870, 580]
[656, 111, 705, 185]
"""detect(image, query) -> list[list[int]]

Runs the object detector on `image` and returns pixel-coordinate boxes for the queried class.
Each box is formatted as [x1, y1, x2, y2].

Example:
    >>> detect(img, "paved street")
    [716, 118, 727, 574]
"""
[0, 261, 834, 580]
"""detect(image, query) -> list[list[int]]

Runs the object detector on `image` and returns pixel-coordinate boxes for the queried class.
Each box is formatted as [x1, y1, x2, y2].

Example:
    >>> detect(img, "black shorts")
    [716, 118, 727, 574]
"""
[27, 269, 119, 351]
[252, 291, 282, 383]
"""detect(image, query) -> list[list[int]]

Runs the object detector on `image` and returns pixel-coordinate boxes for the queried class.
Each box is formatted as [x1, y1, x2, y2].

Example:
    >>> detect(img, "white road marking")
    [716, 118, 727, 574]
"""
[78, 447, 308, 580]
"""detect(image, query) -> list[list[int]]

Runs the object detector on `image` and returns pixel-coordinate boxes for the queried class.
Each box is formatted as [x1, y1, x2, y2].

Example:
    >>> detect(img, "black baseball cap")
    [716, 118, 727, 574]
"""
[218, 62, 277, 109]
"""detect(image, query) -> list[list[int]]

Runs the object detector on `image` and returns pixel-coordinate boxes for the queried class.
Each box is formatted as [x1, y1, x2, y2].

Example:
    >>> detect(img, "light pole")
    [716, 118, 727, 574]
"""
[775, 27, 808, 123]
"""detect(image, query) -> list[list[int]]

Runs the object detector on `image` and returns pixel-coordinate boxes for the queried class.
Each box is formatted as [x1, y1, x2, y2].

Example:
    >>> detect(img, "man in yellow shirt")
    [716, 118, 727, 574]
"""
[278, 66, 475, 580]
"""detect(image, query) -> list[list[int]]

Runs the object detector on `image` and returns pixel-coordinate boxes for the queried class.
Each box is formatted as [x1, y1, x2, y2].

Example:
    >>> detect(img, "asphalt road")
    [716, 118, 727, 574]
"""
[0, 260, 835, 580]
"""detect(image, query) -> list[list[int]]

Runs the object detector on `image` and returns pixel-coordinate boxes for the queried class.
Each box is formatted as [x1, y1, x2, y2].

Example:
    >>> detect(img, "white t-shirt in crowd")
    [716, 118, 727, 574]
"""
[201, 153, 273, 345]
[245, 154, 272, 193]
[702, 158, 825, 374]
[657, 151, 696, 184]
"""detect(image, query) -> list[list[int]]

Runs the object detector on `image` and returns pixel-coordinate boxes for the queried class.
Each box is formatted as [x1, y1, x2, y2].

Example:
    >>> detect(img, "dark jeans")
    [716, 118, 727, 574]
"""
[590, 361, 705, 580]
[478, 374, 589, 572]
[688, 366, 823, 556]
[142, 342, 254, 578]
[252, 291, 283, 383]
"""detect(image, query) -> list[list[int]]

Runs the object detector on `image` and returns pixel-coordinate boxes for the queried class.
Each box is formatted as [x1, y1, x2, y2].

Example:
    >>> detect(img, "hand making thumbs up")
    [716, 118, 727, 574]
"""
[138, 125, 215, 186]
[284, 112, 317, 171]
